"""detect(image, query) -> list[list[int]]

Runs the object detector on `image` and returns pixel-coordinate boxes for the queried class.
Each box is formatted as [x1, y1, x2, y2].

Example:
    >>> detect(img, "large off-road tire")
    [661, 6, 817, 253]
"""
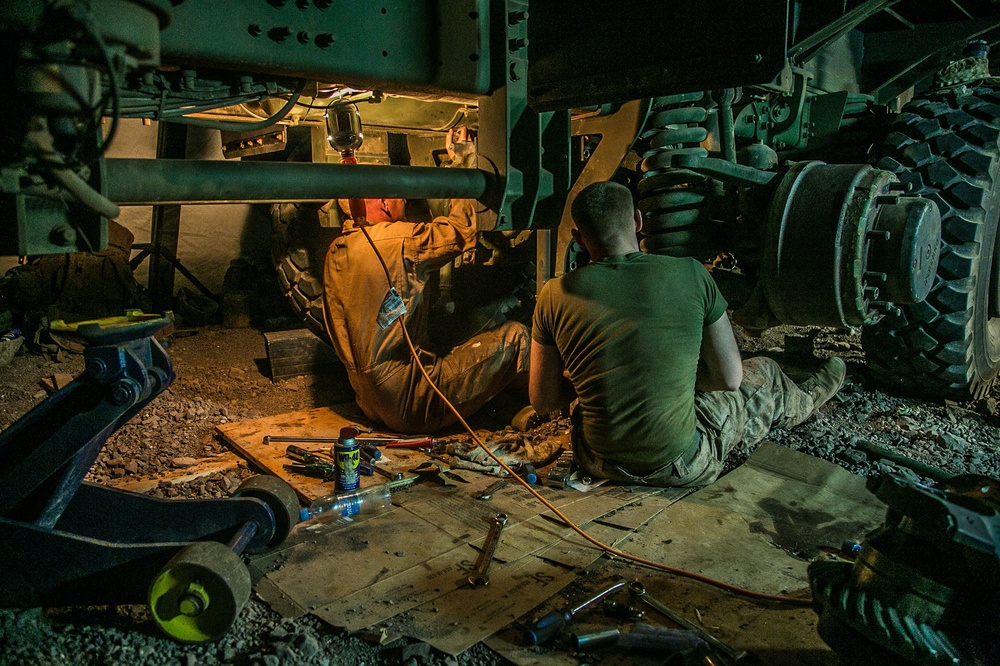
[862, 86, 1000, 399]
[271, 202, 336, 345]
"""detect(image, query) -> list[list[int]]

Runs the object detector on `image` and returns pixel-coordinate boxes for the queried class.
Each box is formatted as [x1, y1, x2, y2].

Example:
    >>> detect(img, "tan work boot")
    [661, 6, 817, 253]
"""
[799, 356, 847, 413]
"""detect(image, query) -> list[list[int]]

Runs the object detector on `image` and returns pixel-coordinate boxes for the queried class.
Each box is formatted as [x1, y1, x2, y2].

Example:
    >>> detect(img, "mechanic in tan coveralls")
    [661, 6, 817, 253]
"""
[323, 192, 530, 433]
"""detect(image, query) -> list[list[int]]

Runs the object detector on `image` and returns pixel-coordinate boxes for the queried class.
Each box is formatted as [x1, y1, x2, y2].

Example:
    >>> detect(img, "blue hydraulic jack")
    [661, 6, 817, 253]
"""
[0, 311, 300, 642]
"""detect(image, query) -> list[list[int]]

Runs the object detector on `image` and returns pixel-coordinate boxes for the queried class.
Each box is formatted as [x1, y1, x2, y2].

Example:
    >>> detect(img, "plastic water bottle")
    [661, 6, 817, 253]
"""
[299, 484, 392, 526]
[0, 328, 24, 368]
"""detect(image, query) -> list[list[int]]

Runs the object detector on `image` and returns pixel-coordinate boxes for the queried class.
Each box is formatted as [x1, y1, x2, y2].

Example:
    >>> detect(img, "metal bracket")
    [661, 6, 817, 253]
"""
[476, 0, 569, 231]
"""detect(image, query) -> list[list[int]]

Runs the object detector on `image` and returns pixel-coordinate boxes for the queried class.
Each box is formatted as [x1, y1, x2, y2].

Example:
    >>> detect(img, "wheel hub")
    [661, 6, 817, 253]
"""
[760, 161, 941, 328]
[178, 585, 208, 617]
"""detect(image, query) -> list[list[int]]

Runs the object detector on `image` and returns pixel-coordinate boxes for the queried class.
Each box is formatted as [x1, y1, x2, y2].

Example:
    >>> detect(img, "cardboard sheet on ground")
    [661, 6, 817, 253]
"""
[621, 442, 886, 595]
[258, 506, 465, 615]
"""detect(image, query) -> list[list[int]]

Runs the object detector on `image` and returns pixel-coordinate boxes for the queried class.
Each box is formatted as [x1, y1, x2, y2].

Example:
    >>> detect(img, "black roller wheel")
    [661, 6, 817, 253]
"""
[272, 202, 337, 345]
[862, 85, 1000, 399]
[232, 475, 301, 553]
[148, 541, 251, 643]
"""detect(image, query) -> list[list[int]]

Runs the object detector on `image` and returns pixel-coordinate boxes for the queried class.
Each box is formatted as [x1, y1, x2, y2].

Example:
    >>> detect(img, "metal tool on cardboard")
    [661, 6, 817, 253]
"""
[526, 577, 629, 644]
[628, 581, 757, 664]
[572, 624, 710, 660]
[602, 599, 645, 620]
[264, 433, 433, 449]
[367, 461, 403, 481]
[417, 446, 451, 465]
[468, 513, 507, 588]
[475, 479, 508, 501]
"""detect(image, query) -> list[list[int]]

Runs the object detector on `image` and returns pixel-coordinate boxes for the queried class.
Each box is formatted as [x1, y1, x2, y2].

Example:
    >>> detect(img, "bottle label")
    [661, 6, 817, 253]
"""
[335, 440, 361, 491]
[342, 495, 362, 518]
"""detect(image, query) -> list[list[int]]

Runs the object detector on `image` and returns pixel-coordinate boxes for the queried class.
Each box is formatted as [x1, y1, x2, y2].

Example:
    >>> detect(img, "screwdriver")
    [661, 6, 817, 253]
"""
[525, 578, 628, 645]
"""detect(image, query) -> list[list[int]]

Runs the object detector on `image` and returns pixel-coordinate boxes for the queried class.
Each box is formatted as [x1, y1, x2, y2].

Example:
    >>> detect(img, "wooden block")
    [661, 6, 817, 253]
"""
[263, 328, 341, 380]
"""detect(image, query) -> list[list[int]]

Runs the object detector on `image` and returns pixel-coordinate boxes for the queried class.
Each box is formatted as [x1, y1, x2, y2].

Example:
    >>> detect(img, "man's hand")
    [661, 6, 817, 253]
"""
[696, 314, 743, 392]
[529, 340, 574, 415]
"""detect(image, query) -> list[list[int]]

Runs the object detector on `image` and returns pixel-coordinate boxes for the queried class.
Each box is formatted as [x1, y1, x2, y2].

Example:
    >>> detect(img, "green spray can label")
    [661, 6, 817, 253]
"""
[334, 426, 361, 491]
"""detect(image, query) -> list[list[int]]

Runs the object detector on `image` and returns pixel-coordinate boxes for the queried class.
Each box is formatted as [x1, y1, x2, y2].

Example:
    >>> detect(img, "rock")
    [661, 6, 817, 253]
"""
[875, 461, 897, 474]
[171, 457, 198, 468]
[978, 397, 998, 417]
[400, 642, 432, 662]
[293, 633, 320, 659]
[275, 643, 297, 662]
[263, 656, 280, 666]
[837, 449, 867, 465]
[940, 433, 968, 452]
[125, 461, 139, 474]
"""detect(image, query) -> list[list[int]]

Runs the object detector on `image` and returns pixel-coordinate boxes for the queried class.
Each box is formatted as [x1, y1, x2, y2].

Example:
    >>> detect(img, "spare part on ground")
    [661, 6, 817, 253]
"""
[3, 1, 1000, 398]
[0, 311, 300, 643]
[809, 473, 1000, 665]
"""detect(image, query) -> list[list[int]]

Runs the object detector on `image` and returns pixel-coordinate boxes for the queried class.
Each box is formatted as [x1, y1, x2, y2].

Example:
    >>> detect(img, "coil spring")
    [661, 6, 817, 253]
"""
[638, 92, 711, 256]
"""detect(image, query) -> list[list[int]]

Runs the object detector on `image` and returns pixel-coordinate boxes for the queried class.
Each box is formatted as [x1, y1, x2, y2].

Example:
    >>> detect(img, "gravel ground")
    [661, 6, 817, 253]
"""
[0, 323, 997, 666]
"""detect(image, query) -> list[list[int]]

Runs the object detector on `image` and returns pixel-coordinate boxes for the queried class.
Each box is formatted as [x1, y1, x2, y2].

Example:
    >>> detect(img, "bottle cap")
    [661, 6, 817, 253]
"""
[299, 508, 310, 522]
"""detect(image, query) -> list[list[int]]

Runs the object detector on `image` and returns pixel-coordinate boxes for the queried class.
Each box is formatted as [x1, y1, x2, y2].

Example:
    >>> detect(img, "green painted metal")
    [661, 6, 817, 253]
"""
[159, 0, 491, 95]
[475, 0, 570, 231]
[105, 159, 488, 205]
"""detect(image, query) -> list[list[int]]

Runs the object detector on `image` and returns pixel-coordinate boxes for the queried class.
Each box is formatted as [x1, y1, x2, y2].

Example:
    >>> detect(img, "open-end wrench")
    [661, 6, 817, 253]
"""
[628, 581, 757, 665]
[468, 513, 507, 587]
[475, 479, 508, 500]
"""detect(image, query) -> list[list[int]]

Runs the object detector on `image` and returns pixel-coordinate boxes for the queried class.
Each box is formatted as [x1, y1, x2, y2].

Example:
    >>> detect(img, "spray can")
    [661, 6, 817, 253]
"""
[334, 426, 362, 491]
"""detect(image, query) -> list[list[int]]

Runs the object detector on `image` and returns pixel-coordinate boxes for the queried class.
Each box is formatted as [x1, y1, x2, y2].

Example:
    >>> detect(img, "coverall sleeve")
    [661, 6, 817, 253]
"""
[408, 199, 478, 276]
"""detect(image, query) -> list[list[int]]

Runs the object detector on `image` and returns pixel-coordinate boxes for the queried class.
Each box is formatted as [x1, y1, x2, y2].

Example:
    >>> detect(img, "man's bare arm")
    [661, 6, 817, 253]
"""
[529, 340, 573, 415]
[696, 314, 743, 392]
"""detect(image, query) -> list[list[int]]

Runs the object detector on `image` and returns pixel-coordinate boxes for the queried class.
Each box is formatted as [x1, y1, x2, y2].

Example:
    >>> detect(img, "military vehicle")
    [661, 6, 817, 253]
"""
[3, 0, 1000, 400]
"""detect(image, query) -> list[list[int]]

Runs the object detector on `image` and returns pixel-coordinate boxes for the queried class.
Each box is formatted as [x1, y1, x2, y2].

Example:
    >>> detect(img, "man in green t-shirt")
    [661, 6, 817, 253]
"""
[530, 181, 846, 487]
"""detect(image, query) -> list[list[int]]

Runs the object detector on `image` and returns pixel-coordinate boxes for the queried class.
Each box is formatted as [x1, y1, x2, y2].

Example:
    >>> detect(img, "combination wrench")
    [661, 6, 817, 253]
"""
[468, 513, 508, 587]
[628, 581, 757, 664]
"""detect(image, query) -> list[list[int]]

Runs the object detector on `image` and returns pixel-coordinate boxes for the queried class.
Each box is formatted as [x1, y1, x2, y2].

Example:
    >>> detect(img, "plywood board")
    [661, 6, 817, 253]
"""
[261, 506, 463, 613]
[394, 554, 579, 656]
[312, 544, 472, 632]
[592, 488, 689, 530]
[215, 405, 375, 502]
[619, 442, 885, 596]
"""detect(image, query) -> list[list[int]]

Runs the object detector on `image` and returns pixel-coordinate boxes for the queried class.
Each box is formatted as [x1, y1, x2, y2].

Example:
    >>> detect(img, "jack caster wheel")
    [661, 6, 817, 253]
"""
[233, 474, 301, 552]
[149, 541, 251, 643]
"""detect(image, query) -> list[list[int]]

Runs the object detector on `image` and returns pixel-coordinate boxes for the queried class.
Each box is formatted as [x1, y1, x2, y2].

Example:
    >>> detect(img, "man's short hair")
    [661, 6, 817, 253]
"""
[571, 181, 635, 247]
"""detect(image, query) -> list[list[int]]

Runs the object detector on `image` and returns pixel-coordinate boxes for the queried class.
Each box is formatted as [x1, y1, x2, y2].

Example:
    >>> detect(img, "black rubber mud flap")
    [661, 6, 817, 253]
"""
[863, 86, 1000, 399]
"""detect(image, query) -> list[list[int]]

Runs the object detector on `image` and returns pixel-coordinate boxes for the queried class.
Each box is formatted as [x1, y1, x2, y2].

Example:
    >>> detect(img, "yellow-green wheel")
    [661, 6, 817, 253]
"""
[148, 541, 251, 643]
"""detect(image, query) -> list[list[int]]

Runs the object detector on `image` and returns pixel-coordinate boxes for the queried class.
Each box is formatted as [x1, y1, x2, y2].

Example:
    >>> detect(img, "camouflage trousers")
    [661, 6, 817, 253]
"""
[573, 356, 815, 488]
